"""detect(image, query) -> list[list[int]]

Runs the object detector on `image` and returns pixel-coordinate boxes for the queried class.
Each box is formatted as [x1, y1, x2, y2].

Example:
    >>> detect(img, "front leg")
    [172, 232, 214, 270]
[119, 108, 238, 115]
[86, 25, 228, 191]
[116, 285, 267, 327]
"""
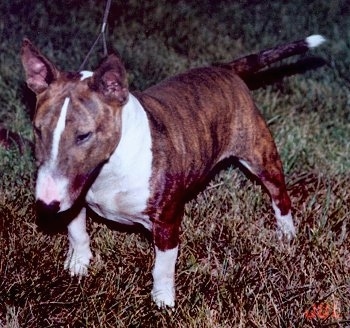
[152, 244, 179, 308]
[64, 207, 92, 276]
[151, 206, 182, 308]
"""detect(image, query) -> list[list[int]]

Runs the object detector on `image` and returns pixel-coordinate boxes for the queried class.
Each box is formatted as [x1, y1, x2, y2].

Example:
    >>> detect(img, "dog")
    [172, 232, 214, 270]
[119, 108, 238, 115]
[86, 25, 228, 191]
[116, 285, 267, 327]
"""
[21, 34, 325, 307]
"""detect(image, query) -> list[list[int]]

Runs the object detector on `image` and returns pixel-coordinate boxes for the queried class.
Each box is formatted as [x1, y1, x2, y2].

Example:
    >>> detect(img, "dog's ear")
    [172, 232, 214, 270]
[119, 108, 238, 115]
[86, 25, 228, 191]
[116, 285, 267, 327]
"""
[89, 54, 129, 105]
[21, 39, 60, 95]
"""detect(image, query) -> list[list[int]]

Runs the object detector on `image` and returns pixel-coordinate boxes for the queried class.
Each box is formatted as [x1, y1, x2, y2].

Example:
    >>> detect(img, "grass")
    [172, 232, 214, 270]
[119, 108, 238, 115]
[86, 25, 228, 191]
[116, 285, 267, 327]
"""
[0, 0, 349, 327]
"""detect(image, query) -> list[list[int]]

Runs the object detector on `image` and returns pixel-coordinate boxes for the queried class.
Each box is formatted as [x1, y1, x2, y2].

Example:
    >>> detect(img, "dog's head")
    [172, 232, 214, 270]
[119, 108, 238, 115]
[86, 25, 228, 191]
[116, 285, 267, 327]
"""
[21, 39, 129, 216]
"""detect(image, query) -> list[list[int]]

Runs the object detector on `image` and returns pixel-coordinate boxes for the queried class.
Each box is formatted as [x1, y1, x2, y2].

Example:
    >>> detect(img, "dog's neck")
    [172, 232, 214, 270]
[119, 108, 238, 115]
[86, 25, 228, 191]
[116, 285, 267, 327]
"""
[85, 92, 153, 228]
[104, 93, 152, 174]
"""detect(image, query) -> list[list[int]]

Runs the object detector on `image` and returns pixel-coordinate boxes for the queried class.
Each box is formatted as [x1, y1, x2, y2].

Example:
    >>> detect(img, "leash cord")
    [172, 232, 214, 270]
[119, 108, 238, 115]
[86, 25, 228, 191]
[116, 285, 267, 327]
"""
[78, 0, 112, 71]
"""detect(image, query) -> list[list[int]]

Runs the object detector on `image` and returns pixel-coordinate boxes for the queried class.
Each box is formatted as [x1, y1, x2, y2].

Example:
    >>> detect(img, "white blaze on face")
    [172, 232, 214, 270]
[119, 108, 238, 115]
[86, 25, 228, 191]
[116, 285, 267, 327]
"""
[51, 97, 70, 161]
[35, 97, 71, 211]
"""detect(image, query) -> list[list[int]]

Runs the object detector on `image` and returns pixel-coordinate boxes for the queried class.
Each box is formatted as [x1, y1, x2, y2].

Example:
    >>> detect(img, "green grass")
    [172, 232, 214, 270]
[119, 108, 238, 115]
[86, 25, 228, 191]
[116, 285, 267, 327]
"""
[0, 0, 349, 327]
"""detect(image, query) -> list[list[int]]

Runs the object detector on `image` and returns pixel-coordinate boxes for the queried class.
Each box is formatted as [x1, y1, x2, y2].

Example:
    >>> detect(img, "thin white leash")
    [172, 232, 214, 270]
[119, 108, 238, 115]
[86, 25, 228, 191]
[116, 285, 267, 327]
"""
[79, 0, 112, 71]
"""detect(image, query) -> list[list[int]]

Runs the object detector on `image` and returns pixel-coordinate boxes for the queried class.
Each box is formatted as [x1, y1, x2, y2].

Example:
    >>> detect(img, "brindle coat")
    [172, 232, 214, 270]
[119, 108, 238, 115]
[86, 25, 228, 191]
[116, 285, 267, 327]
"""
[21, 35, 324, 307]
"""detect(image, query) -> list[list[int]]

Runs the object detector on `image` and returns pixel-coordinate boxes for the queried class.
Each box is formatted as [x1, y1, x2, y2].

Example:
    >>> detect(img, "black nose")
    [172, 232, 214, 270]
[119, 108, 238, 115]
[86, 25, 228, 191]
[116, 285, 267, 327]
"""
[36, 199, 60, 218]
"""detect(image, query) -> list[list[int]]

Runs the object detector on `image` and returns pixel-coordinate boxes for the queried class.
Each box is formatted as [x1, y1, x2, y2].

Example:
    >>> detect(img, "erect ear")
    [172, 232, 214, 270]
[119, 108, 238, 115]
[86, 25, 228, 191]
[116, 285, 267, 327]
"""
[89, 54, 129, 105]
[21, 38, 60, 95]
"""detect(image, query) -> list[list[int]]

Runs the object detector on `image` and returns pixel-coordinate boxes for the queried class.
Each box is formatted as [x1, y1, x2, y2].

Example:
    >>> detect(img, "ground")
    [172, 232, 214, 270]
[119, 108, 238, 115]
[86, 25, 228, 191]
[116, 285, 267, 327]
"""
[0, 0, 349, 327]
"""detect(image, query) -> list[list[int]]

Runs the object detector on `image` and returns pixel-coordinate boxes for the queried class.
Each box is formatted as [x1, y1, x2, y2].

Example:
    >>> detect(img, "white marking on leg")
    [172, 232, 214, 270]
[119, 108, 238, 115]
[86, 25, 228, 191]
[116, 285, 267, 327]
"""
[51, 97, 70, 162]
[151, 246, 178, 308]
[64, 208, 92, 276]
[272, 201, 296, 240]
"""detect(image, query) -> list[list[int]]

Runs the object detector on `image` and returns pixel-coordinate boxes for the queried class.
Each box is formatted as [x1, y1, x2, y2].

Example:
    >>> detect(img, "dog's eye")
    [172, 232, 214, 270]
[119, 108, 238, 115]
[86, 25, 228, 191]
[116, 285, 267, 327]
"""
[76, 132, 92, 145]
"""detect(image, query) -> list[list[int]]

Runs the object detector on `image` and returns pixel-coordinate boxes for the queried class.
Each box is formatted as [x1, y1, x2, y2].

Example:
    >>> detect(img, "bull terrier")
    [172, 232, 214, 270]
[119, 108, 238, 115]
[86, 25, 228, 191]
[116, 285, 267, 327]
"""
[21, 34, 325, 307]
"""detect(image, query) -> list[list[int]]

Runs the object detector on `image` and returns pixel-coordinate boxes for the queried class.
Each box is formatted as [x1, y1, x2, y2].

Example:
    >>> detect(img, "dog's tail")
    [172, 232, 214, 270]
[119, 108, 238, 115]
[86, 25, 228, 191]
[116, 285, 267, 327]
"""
[228, 34, 326, 77]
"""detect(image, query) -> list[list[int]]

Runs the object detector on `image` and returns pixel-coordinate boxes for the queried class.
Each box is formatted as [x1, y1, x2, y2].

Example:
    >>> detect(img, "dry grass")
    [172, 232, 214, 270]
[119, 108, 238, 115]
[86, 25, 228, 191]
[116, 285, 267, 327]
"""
[0, 0, 349, 327]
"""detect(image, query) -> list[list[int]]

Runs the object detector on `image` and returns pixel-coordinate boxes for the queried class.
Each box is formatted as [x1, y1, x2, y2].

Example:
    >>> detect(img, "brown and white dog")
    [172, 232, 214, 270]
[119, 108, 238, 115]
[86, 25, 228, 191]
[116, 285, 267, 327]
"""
[21, 35, 324, 307]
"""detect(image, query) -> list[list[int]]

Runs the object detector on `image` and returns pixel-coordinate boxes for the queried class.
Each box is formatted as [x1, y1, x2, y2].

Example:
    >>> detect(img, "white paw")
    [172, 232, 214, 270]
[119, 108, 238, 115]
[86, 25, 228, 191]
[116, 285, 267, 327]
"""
[151, 281, 175, 308]
[276, 214, 296, 241]
[64, 247, 92, 277]
[272, 203, 296, 241]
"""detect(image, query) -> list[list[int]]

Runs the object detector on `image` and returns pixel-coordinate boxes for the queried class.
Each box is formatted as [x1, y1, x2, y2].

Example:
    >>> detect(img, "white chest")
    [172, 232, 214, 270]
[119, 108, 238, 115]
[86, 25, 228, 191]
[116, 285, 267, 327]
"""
[85, 94, 153, 230]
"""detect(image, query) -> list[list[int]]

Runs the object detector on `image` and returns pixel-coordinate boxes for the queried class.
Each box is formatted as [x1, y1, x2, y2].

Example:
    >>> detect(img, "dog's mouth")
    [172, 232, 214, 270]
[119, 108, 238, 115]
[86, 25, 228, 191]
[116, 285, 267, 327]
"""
[35, 196, 86, 233]
[36, 199, 61, 217]
[35, 161, 106, 218]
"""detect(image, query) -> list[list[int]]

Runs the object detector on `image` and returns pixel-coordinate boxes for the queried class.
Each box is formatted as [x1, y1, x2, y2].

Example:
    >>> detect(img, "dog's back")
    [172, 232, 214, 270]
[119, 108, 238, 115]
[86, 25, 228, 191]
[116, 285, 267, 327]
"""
[136, 66, 262, 187]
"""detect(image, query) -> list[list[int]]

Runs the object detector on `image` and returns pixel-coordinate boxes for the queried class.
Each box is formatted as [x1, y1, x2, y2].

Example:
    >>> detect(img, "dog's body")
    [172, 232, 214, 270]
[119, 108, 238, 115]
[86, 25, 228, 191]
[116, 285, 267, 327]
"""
[21, 35, 324, 307]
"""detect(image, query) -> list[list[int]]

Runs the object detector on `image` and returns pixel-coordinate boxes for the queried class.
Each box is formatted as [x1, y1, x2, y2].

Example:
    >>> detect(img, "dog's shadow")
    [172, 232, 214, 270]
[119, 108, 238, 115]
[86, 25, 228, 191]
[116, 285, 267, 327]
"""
[35, 201, 152, 243]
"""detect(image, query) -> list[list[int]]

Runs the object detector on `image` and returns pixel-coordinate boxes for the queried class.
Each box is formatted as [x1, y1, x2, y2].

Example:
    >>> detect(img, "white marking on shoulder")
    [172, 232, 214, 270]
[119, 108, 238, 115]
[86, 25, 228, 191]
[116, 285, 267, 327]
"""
[80, 70, 93, 81]
[86, 94, 153, 230]
[51, 97, 70, 162]
[306, 34, 326, 48]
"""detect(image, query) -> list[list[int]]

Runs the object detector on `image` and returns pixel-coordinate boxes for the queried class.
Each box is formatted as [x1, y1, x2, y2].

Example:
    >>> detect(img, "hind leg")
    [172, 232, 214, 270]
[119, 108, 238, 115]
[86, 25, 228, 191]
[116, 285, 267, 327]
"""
[239, 147, 296, 240]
